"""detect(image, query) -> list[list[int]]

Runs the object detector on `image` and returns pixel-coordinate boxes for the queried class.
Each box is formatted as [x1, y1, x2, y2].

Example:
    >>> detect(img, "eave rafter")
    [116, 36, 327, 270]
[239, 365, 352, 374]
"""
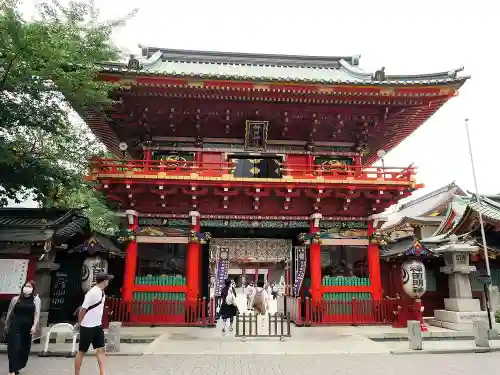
[212, 187, 239, 196]
[88, 79, 460, 162]
[95, 178, 415, 216]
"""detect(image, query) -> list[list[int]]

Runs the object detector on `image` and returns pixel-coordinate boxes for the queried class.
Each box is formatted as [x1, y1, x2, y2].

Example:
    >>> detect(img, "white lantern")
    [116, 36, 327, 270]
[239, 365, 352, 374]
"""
[81, 257, 108, 292]
[401, 260, 427, 299]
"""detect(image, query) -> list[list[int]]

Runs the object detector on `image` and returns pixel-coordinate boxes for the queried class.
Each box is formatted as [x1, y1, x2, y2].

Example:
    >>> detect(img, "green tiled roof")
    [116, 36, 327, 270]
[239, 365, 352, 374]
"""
[468, 196, 500, 222]
[102, 47, 469, 86]
[0, 208, 90, 245]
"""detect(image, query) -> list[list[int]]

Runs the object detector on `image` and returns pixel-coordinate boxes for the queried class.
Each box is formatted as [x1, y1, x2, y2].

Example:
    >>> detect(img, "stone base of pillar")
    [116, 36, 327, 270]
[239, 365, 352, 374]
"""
[444, 298, 481, 312]
[429, 297, 497, 331]
[430, 309, 496, 331]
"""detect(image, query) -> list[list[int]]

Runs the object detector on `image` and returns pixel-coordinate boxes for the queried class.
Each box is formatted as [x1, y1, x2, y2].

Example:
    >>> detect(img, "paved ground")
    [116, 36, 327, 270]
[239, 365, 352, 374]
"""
[2, 352, 500, 375]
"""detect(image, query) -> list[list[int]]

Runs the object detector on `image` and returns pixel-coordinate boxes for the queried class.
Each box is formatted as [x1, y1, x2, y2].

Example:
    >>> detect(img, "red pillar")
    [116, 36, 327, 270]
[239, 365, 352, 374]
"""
[143, 149, 152, 170]
[186, 211, 201, 301]
[309, 213, 322, 302]
[123, 210, 139, 301]
[143, 149, 152, 160]
[368, 220, 382, 300]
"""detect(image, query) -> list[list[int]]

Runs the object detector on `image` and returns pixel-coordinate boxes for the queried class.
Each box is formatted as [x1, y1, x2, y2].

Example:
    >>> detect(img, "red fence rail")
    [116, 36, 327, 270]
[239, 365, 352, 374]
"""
[107, 297, 212, 326]
[88, 158, 416, 183]
[306, 298, 399, 325]
[105, 296, 398, 327]
[278, 297, 398, 326]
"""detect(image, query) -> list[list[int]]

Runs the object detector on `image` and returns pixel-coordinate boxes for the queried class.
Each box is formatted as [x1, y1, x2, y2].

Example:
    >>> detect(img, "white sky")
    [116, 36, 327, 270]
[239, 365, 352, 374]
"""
[18, 0, 500, 206]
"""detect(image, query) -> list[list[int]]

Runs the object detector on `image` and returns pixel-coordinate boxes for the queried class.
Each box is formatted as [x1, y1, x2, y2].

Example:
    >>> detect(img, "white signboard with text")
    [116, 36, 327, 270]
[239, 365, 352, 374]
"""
[0, 259, 29, 294]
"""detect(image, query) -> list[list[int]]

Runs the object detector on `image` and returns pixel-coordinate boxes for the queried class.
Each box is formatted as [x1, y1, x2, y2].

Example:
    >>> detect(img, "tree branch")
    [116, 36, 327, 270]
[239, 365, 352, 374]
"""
[0, 49, 22, 90]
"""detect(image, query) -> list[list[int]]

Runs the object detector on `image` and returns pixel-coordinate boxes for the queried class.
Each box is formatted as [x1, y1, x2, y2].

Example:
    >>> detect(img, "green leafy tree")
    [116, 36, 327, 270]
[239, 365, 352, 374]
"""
[0, 0, 135, 211]
[53, 183, 121, 234]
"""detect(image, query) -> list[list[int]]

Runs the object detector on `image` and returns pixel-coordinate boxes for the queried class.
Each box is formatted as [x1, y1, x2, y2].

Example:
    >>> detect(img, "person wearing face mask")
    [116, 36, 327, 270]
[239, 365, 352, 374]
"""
[4, 280, 40, 375]
[74, 272, 113, 375]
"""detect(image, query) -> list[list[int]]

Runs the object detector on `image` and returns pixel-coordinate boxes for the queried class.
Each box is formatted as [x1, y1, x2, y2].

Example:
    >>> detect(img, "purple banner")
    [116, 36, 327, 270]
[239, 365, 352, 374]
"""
[293, 247, 307, 296]
[215, 247, 229, 296]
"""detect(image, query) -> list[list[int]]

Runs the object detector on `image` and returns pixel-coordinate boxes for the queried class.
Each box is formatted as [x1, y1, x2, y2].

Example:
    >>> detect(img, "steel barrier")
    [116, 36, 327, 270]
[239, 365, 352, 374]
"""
[39, 323, 77, 358]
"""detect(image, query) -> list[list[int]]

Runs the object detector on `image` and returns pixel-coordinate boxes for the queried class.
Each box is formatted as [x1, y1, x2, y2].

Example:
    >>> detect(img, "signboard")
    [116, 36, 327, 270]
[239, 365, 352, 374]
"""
[50, 271, 68, 309]
[293, 247, 307, 297]
[0, 259, 29, 294]
[402, 260, 427, 298]
[81, 257, 108, 292]
[244, 120, 269, 151]
[215, 247, 229, 296]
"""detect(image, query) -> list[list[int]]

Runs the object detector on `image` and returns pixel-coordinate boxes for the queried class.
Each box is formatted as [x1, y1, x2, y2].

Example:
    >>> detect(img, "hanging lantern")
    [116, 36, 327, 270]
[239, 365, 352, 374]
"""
[401, 260, 427, 299]
[81, 256, 108, 292]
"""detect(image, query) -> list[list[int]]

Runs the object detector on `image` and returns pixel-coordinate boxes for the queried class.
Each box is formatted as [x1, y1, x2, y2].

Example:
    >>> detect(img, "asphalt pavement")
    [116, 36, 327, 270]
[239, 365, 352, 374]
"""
[2, 352, 499, 375]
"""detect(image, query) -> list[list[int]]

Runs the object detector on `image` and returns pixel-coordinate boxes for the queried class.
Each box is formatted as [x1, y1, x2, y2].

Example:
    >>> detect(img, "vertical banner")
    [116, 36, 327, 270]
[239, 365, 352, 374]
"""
[293, 246, 307, 297]
[215, 247, 230, 296]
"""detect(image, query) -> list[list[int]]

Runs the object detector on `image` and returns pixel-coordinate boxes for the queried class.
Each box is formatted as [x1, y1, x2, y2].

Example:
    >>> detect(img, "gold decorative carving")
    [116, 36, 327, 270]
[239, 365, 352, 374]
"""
[210, 238, 292, 262]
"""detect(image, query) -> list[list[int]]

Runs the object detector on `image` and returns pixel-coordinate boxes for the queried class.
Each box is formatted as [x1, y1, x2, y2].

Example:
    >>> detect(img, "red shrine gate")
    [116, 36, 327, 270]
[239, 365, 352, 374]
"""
[81, 47, 468, 326]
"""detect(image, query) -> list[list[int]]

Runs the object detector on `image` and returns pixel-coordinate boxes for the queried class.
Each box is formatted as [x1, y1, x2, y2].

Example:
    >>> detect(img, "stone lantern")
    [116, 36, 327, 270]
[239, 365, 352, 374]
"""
[430, 236, 495, 331]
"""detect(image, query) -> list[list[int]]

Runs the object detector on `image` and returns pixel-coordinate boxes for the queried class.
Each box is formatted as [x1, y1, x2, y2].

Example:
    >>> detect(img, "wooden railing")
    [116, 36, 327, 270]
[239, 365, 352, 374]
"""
[88, 158, 416, 183]
[89, 158, 235, 177]
[283, 163, 415, 182]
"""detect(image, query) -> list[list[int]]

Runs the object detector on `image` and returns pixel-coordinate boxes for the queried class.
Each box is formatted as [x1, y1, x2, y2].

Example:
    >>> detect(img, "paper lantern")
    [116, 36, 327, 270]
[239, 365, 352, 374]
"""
[401, 260, 427, 298]
[81, 257, 108, 292]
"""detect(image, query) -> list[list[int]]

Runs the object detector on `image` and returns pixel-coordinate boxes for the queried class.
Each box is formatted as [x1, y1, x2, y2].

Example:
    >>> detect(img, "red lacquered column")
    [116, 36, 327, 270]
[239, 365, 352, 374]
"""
[123, 210, 139, 301]
[186, 211, 201, 301]
[309, 213, 322, 302]
[368, 220, 382, 300]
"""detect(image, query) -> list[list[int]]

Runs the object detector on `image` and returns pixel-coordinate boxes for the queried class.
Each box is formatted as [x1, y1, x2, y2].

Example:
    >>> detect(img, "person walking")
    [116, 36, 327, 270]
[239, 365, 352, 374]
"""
[219, 279, 238, 333]
[271, 282, 278, 300]
[245, 281, 255, 311]
[74, 272, 113, 375]
[4, 280, 40, 375]
[252, 280, 270, 328]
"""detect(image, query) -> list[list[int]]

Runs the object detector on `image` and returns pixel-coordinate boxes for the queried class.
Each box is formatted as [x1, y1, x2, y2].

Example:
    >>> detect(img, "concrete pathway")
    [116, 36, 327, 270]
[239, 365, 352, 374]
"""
[4, 352, 500, 375]
[23, 292, 498, 356]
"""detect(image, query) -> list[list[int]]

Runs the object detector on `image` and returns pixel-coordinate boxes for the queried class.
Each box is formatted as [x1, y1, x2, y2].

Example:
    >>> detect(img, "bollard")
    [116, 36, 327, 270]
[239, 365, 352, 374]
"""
[106, 322, 122, 353]
[408, 320, 422, 350]
[474, 319, 490, 348]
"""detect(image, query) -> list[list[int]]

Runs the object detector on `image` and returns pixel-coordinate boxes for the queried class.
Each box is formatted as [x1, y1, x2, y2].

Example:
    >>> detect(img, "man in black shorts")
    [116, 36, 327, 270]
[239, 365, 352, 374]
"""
[74, 272, 113, 375]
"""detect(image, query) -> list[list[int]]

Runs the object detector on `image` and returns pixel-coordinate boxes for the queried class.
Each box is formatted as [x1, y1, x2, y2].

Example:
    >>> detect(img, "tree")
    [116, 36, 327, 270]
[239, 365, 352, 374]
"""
[53, 183, 120, 234]
[0, 0, 135, 208]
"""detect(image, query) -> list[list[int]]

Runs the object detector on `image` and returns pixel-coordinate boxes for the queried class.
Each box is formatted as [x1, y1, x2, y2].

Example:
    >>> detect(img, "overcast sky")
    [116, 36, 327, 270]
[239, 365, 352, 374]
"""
[19, 0, 499, 206]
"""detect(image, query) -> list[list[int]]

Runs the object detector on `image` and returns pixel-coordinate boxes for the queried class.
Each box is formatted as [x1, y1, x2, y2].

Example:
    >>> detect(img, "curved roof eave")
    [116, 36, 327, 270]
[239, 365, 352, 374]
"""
[339, 59, 469, 83]
[101, 48, 469, 86]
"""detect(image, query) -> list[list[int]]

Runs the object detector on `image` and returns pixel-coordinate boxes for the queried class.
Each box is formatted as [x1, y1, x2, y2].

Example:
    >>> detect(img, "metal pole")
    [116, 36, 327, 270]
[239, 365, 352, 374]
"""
[464, 118, 493, 329]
